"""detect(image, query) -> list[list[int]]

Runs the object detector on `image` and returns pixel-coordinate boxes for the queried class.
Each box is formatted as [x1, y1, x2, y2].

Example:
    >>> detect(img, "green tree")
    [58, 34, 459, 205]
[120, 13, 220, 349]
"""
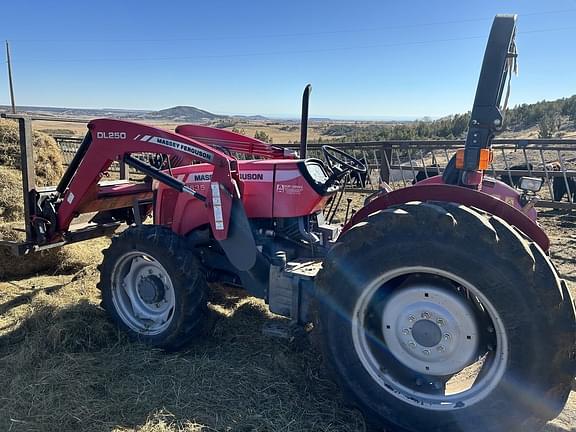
[254, 130, 273, 143]
[231, 127, 246, 135]
[538, 115, 555, 138]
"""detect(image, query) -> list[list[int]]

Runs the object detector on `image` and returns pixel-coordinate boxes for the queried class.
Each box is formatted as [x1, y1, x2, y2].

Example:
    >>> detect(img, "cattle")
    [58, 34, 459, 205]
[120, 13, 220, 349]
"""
[550, 162, 576, 202]
[412, 164, 441, 184]
[498, 163, 534, 188]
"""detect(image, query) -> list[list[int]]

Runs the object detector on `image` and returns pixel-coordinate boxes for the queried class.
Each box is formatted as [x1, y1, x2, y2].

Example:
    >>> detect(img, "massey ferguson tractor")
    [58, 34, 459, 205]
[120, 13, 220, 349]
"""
[1, 14, 574, 432]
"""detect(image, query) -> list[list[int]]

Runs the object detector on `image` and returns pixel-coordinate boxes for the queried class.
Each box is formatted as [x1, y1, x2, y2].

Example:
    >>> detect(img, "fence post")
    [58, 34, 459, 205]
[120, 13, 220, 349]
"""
[119, 160, 127, 180]
[18, 117, 36, 242]
[379, 144, 392, 183]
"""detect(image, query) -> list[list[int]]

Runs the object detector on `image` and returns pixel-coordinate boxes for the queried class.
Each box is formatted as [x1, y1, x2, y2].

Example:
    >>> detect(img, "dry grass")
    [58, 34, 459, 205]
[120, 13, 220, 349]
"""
[0, 208, 572, 431]
[0, 222, 106, 280]
[0, 263, 364, 432]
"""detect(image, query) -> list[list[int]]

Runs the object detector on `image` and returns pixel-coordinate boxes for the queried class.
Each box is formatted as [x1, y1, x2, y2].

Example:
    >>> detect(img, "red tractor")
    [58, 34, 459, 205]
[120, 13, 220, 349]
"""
[1, 15, 574, 432]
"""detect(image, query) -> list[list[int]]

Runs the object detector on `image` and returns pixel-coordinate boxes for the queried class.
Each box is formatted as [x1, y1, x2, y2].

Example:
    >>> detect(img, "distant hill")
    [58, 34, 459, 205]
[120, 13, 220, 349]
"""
[235, 114, 269, 121]
[145, 106, 226, 122]
[0, 105, 151, 119]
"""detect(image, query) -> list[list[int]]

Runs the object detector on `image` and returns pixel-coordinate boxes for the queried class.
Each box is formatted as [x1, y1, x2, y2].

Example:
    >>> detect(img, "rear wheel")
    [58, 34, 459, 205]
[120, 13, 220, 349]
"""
[98, 225, 211, 350]
[315, 201, 575, 432]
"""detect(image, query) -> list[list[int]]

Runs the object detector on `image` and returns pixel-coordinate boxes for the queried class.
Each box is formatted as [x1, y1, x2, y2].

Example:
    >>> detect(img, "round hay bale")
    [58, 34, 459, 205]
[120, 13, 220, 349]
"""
[0, 167, 24, 222]
[0, 119, 64, 186]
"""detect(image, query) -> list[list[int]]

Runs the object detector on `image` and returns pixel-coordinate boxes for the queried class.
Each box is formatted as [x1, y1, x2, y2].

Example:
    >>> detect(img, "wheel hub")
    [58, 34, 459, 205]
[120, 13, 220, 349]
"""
[381, 283, 480, 376]
[352, 267, 509, 410]
[411, 319, 442, 347]
[137, 275, 166, 304]
[111, 252, 176, 335]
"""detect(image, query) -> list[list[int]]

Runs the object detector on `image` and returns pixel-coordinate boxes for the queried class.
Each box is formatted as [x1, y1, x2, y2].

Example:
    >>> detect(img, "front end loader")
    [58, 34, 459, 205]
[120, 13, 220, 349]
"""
[0, 14, 573, 432]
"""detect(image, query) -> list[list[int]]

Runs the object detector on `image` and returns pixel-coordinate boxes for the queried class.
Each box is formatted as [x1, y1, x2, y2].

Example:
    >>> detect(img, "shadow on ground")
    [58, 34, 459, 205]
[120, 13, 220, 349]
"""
[0, 283, 364, 432]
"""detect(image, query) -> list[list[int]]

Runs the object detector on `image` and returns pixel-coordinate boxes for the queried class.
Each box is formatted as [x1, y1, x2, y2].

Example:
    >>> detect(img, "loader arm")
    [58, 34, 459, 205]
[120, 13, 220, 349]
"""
[444, 14, 517, 186]
[55, 119, 241, 241]
[175, 124, 297, 159]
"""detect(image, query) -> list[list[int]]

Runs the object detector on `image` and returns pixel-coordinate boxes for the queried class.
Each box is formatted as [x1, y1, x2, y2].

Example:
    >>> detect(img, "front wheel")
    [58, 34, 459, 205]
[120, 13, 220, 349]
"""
[98, 225, 211, 350]
[315, 201, 575, 432]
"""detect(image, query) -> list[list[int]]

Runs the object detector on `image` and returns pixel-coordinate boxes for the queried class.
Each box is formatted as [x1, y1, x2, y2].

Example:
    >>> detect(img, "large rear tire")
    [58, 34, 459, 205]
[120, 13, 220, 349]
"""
[98, 225, 211, 351]
[315, 201, 575, 432]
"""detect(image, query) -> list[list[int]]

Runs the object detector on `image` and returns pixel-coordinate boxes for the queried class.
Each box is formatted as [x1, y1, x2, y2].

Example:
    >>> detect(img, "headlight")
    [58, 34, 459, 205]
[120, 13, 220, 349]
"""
[519, 176, 543, 192]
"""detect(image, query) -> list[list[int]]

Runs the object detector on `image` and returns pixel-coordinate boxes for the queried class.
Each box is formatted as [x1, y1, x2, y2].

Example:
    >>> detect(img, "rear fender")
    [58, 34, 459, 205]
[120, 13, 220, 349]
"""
[342, 184, 550, 251]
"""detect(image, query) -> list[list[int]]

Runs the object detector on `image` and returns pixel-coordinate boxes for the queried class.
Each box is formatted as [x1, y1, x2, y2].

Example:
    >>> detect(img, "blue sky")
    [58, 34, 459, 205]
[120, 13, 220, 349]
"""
[1, 0, 575, 119]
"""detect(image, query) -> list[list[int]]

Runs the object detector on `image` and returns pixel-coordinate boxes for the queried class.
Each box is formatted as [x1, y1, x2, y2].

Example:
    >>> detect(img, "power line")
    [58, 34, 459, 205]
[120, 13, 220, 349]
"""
[11, 26, 576, 64]
[2, 8, 576, 44]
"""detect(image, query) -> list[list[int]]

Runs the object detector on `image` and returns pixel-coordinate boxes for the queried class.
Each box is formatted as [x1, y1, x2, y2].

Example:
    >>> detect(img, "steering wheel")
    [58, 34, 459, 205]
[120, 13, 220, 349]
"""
[322, 145, 367, 173]
[321, 145, 368, 190]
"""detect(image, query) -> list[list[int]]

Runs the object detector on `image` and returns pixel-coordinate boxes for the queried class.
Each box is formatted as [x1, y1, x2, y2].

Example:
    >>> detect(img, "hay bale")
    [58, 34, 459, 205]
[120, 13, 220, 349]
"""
[0, 119, 88, 279]
[0, 119, 64, 186]
[0, 167, 24, 222]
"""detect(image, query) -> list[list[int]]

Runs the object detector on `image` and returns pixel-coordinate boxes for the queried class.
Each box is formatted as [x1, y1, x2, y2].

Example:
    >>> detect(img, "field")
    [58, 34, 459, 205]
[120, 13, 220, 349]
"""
[0, 198, 574, 432]
[33, 118, 334, 144]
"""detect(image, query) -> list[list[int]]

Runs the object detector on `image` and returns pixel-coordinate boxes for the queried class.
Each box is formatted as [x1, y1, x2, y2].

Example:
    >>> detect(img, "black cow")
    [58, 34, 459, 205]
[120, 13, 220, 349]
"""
[350, 157, 371, 188]
[499, 163, 534, 188]
[550, 162, 576, 202]
[412, 164, 441, 184]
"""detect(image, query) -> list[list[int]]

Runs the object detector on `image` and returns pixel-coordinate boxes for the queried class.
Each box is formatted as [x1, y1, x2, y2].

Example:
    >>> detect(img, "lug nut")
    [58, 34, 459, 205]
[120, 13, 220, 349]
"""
[437, 346, 445, 352]
[421, 312, 431, 319]
[408, 315, 415, 322]
[423, 349, 430, 356]
[402, 328, 410, 335]
[444, 333, 451, 341]
[408, 342, 416, 349]
[436, 318, 445, 326]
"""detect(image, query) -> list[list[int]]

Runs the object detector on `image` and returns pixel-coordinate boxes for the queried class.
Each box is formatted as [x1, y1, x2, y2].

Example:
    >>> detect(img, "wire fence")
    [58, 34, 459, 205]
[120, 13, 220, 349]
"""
[53, 135, 576, 211]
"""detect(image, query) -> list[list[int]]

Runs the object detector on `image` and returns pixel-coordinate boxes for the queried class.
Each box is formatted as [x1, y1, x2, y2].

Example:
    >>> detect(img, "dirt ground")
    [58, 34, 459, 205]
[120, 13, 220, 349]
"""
[0, 207, 574, 432]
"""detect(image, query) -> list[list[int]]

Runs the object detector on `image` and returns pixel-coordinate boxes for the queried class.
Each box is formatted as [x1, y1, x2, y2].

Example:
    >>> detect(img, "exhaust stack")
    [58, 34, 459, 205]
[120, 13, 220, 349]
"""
[300, 84, 312, 159]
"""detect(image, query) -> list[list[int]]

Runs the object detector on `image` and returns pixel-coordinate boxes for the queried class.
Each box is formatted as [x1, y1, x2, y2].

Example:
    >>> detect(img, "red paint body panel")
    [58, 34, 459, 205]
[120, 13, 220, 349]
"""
[156, 159, 330, 235]
[176, 125, 297, 159]
[56, 119, 241, 241]
[344, 183, 550, 251]
[417, 175, 538, 220]
[97, 181, 151, 198]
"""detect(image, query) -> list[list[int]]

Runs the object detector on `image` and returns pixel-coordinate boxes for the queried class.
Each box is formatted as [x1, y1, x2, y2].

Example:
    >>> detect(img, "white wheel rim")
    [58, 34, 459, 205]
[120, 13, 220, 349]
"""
[111, 251, 175, 335]
[351, 266, 509, 411]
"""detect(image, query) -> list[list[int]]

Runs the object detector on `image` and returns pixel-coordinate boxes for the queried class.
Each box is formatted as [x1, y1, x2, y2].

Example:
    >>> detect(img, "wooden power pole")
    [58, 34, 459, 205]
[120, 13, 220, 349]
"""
[5, 40, 16, 114]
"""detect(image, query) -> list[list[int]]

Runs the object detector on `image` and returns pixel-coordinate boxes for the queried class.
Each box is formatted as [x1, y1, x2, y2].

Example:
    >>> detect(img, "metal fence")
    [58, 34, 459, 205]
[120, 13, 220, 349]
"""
[53, 135, 576, 211]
